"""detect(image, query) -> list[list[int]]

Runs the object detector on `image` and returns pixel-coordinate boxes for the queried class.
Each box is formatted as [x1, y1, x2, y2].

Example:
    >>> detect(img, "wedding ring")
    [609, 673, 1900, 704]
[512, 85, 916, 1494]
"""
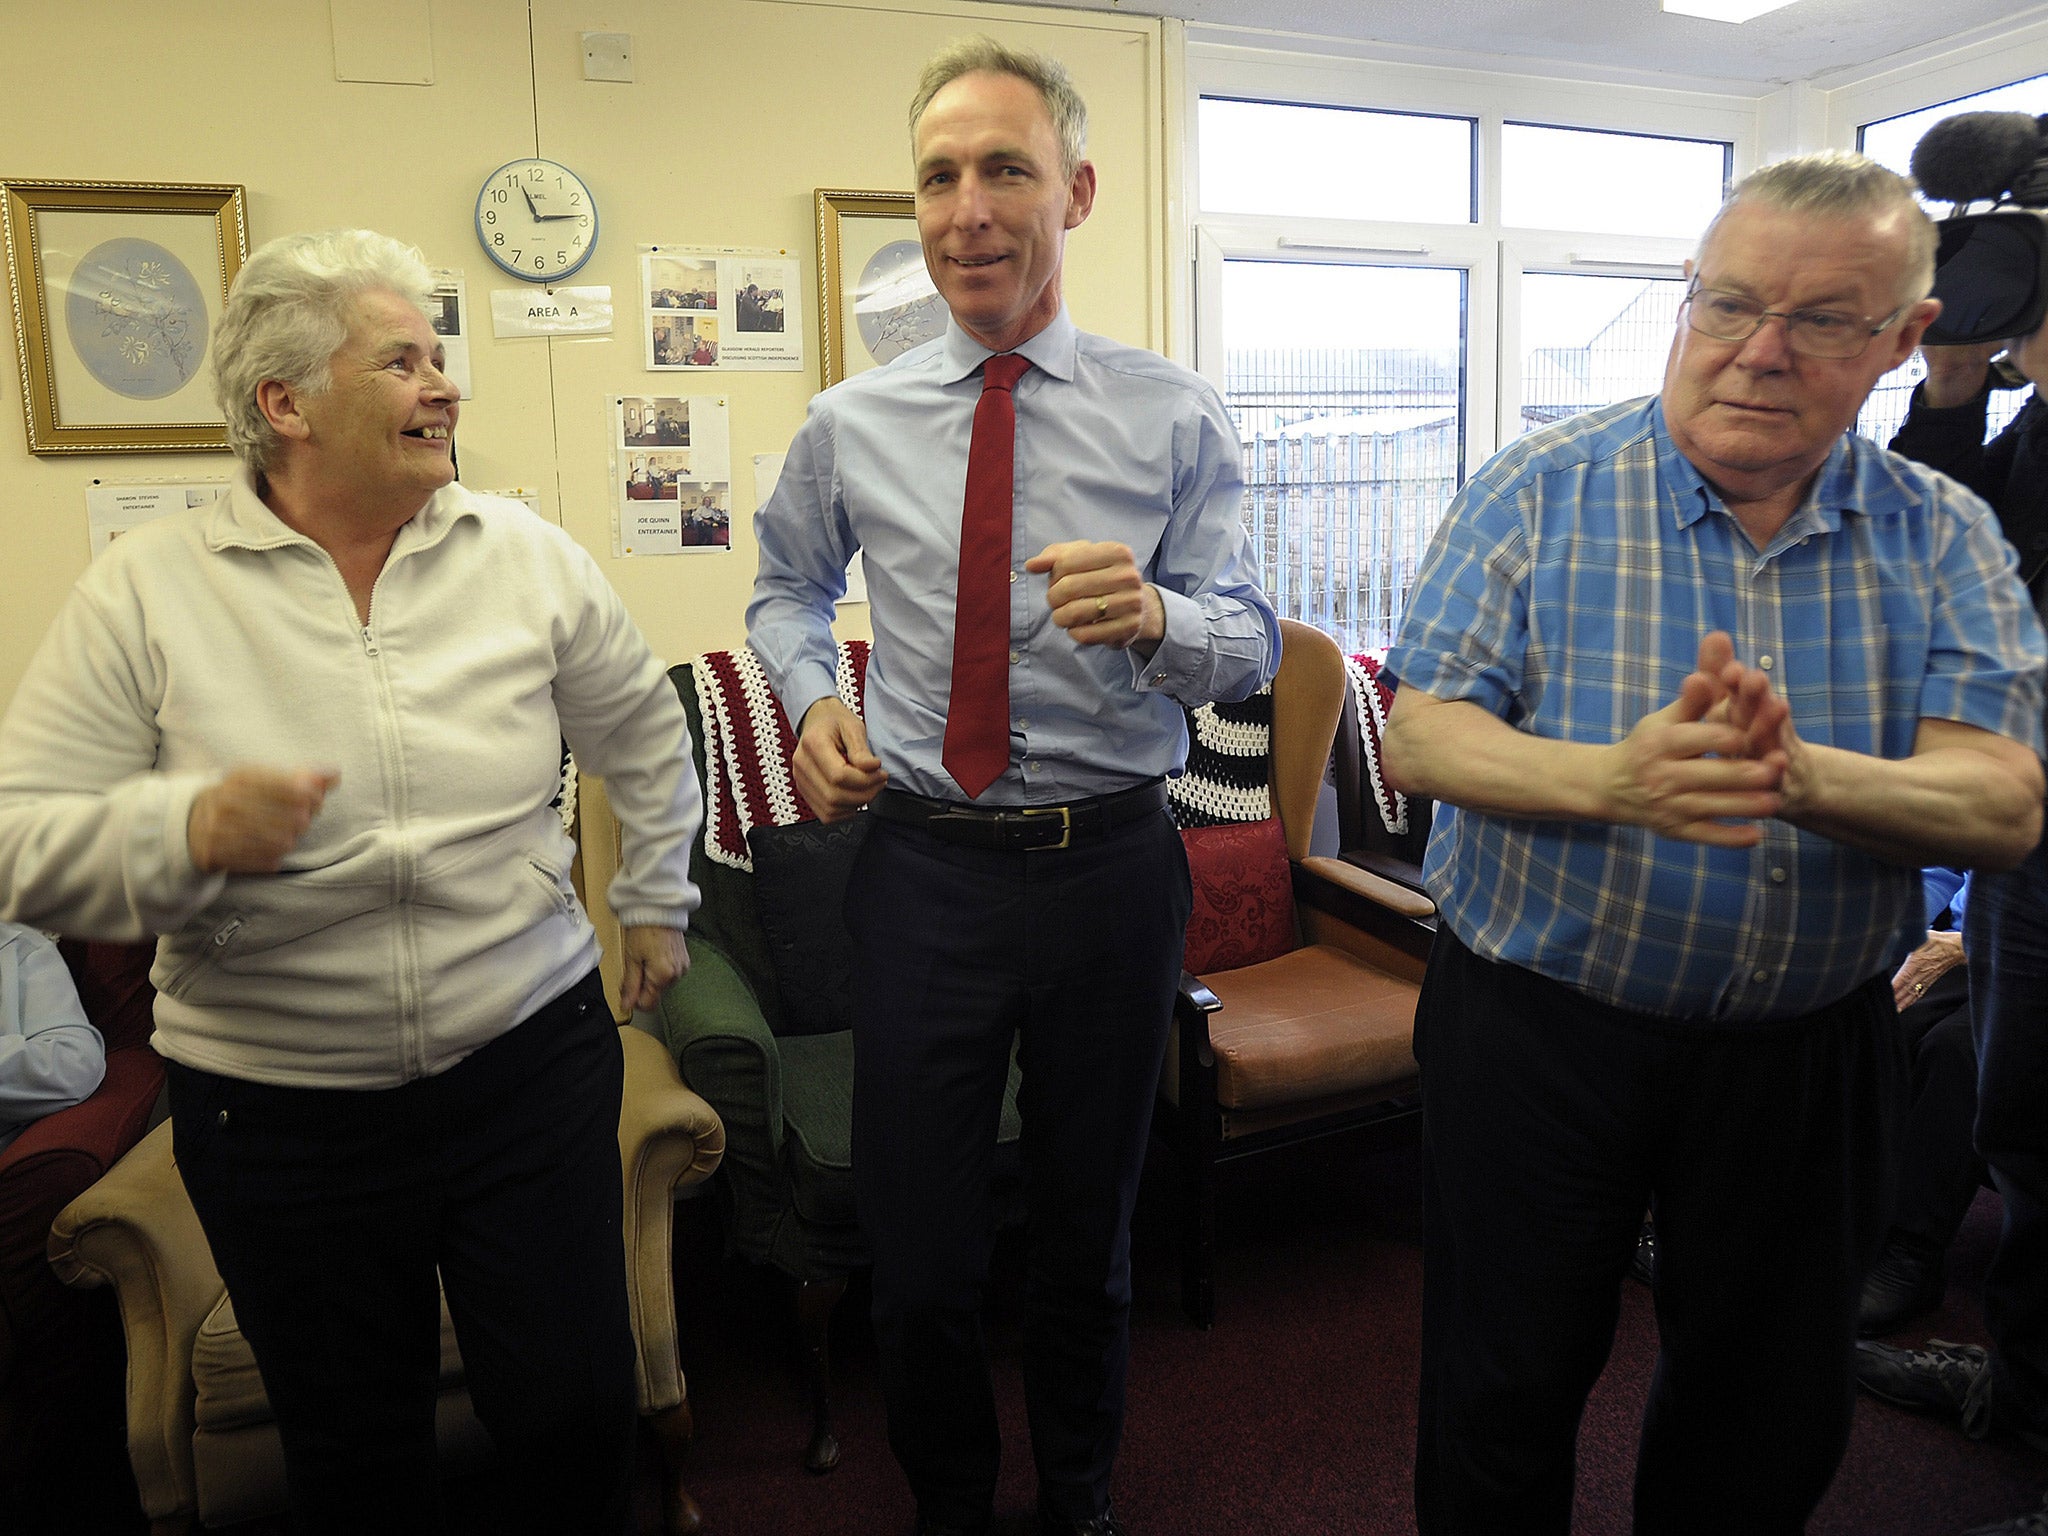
[1095, 596, 1109, 619]
[1912, 981, 1925, 994]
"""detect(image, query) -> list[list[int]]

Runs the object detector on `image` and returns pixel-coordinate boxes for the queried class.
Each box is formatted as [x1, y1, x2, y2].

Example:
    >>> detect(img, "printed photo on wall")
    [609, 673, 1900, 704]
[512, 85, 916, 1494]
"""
[640, 249, 802, 372]
[609, 394, 731, 557]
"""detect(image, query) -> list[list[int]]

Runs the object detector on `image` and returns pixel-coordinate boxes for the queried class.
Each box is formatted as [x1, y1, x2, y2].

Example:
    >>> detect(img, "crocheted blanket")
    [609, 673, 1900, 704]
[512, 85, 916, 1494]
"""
[1167, 690, 1274, 828]
[1346, 652, 1407, 836]
[689, 641, 870, 872]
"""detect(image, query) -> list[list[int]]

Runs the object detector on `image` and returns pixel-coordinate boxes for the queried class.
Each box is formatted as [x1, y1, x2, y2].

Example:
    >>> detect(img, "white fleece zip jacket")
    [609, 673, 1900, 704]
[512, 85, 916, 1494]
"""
[0, 471, 701, 1088]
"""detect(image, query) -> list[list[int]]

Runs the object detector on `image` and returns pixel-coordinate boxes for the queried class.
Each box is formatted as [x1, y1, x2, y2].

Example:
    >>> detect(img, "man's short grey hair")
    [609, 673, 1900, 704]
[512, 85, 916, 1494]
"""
[1704, 150, 1939, 305]
[908, 37, 1088, 178]
[212, 229, 434, 474]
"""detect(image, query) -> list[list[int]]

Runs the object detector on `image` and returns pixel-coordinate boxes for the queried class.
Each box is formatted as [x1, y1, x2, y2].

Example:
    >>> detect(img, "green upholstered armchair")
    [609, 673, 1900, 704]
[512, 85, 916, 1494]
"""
[654, 654, 1021, 1475]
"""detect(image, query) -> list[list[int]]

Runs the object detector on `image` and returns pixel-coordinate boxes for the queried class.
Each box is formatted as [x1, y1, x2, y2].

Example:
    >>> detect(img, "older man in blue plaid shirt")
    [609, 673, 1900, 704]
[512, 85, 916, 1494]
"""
[1384, 151, 2047, 1536]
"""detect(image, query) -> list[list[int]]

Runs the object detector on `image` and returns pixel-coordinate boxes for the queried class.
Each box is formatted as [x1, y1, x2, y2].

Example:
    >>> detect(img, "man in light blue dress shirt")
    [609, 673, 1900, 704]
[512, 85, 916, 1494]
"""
[1382, 153, 2047, 1534]
[748, 38, 1277, 1536]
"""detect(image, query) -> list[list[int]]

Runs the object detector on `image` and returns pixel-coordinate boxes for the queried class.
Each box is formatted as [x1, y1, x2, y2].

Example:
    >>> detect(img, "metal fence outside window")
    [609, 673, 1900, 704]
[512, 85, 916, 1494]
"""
[1225, 348, 1461, 654]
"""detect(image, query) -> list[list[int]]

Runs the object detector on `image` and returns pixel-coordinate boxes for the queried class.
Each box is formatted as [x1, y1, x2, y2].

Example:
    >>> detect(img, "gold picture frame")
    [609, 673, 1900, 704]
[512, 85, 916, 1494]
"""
[2, 179, 248, 454]
[814, 188, 945, 388]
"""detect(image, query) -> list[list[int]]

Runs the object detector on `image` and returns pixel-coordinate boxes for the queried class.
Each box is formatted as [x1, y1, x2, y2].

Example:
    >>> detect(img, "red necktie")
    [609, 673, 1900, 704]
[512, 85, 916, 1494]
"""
[942, 353, 1032, 800]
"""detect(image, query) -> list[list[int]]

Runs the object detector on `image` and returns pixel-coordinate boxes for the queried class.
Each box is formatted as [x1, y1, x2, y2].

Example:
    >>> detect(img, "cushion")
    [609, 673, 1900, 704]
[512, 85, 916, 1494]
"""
[1202, 945, 1420, 1112]
[747, 816, 871, 1036]
[1181, 818, 1298, 974]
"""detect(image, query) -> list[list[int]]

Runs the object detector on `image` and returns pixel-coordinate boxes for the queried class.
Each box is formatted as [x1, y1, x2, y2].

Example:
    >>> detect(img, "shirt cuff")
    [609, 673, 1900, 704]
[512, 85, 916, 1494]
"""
[1128, 585, 1202, 695]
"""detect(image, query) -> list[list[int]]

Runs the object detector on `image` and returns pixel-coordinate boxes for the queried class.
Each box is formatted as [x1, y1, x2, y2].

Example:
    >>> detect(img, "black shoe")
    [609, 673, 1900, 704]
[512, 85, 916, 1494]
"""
[1962, 1492, 2048, 1536]
[1038, 1501, 1130, 1536]
[915, 1517, 991, 1536]
[1855, 1338, 1993, 1437]
[1628, 1219, 1657, 1287]
[1857, 1237, 1946, 1336]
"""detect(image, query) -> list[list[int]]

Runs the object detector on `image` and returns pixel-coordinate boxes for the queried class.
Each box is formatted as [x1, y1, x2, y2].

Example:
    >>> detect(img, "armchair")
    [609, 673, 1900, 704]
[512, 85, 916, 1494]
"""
[48, 1027, 722, 1536]
[648, 649, 1023, 1476]
[0, 940, 161, 1512]
[1158, 620, 1429, 1327]
[1330, 650, 1435, 919]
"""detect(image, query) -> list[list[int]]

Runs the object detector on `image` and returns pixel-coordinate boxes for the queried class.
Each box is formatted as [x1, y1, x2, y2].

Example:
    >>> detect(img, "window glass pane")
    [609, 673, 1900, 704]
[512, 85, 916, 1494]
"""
[1858, 74, 2048, 185]
[1199, 98, 1475, 224]
[1501, 124, 1728, 238]
[1518, 274, 1687, 435]
[1221, 259, 1466, 653]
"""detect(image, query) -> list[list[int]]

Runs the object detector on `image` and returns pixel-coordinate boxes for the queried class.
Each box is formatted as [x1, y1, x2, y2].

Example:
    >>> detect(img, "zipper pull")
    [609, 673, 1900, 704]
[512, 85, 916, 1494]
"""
[361, 625, 379, 657]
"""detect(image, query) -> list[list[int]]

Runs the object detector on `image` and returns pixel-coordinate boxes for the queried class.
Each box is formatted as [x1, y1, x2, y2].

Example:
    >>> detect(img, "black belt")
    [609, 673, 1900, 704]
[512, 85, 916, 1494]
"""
[871, 780, 1168, 852]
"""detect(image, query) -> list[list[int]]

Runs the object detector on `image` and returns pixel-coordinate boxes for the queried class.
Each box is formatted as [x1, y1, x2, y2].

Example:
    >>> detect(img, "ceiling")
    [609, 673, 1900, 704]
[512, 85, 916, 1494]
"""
[987, 0, 2048, 89]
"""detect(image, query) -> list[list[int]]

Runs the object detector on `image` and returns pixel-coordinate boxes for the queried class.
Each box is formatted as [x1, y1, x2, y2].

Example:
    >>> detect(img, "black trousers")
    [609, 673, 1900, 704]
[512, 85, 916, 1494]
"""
[1888, 969, 1984, 1250]
[846, 808, 1190, 1529]
[1965, 837, 2048, 1436]
[166, 969, 636, 1536]
[1414, 930, 1900, 1536]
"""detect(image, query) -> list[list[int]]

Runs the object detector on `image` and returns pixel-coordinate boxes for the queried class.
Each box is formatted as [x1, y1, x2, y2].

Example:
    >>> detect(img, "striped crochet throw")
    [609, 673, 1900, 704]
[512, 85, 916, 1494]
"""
[1167, 689, 1274, 828]
[1346, 652, 1407, 836]
[689, 641, 870, 872]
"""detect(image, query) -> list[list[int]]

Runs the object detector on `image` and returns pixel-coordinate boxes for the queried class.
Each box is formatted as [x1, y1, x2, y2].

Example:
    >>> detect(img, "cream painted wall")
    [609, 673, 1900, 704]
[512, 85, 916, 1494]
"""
[0, 0, 1167, 706]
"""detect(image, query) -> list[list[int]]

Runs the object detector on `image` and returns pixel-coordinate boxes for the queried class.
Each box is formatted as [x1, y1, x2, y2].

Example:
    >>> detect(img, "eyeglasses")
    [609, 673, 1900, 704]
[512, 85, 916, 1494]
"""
[1682, 280, 1906, 360]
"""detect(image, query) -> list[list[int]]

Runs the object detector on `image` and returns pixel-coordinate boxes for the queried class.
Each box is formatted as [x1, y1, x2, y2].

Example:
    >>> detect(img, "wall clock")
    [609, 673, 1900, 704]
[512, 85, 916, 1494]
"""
[475, 158, 597, 283]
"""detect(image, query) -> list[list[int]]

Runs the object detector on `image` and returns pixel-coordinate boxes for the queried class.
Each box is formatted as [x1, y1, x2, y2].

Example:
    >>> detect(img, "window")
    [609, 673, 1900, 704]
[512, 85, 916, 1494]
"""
[1223, 260, 1466, 649]
[1195, 85, 1728, 653]
[1501, 125, 1729, 239]
[1198, 99, 1475, 224]
[1515, 274, 1686, 437]
[1853, 74, 2048, 447]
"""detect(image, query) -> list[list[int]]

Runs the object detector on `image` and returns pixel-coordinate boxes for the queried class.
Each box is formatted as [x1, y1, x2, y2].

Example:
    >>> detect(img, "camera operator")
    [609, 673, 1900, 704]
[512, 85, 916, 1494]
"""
[1857, 122, 2048, 1531]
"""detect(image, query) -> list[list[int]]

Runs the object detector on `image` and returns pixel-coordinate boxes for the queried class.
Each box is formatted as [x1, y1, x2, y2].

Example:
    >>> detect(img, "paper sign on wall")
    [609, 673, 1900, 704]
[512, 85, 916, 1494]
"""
[491, 286, 614, 337]
[610, 395, 732, 556]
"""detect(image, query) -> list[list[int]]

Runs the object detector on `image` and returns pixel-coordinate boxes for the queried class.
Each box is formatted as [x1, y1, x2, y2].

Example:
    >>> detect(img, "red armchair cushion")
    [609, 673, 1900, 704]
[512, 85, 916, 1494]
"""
[1181, 818, 1299, 975]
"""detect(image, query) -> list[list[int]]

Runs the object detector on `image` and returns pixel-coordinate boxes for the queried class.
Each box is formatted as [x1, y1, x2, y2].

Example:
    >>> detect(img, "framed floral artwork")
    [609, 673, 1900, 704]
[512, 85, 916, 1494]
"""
[2, 180, 249, 453]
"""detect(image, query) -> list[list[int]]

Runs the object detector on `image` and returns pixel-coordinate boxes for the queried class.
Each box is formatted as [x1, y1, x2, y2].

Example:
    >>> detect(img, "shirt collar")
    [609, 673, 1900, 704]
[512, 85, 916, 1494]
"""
[207, 463, 479, 553]
[937, 307, 1078, 386]
[1652, 396, 1854, 545]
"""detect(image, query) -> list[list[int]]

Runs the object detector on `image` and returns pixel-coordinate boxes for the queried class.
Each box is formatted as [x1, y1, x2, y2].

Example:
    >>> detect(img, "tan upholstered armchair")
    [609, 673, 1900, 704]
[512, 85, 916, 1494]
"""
[44, 791, 727, 1535]
[48, 1030, 722, 1536]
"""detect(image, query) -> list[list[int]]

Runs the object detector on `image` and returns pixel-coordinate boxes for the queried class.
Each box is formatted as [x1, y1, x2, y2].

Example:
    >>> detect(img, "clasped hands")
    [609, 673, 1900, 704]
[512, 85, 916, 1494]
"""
[794, 540, 1160, 823]
[1605, 630, 1800, 848]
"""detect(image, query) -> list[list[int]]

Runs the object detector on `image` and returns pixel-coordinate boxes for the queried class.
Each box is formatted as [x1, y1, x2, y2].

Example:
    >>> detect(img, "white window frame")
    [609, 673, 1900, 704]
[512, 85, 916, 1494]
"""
[1185, 40, 1757, 470]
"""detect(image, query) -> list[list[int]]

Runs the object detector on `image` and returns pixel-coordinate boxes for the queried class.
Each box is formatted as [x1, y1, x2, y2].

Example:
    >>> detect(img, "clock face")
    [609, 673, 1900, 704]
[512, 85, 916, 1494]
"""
[475, 159, 598, 283]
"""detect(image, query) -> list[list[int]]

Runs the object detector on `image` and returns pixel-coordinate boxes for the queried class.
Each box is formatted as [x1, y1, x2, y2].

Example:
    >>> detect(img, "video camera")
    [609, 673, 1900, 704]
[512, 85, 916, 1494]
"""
[1911, 110, 2048, 348]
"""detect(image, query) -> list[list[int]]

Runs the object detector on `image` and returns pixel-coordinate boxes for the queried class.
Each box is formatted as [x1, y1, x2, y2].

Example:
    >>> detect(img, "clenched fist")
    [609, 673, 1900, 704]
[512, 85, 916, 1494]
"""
[187, 767, 339, 874]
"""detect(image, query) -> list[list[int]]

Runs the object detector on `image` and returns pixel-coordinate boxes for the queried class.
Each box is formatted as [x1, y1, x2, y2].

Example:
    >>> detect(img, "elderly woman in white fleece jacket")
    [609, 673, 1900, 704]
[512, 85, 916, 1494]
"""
[0, 229, 702, 1536]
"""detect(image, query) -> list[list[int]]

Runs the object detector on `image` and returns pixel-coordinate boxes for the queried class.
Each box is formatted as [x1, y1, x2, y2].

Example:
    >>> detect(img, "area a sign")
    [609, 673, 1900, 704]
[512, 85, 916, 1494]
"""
[490, 286, 614, 337]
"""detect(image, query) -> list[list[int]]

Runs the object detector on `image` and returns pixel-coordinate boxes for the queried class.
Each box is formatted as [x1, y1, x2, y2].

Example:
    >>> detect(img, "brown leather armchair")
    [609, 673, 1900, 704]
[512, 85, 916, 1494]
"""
[1157, 620, 1430, 1327]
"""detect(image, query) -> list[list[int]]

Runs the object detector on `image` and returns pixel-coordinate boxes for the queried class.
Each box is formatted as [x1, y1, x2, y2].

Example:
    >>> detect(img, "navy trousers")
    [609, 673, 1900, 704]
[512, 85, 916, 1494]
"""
[846, 808, 1190, 1530]
[1965, 838, 2048, 1437]
[1414, 930, 1900, 1536]
[166, 969, 636, 1536]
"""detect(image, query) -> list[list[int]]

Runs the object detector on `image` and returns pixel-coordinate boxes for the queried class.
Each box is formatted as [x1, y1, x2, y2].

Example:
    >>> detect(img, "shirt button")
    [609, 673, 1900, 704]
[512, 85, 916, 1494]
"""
[1028, 760, 1042, 773]
[1770, 867, 1787, 884]
[1015, 718, 1029, 730]
[1009, 650, 1021, 665]
[1752, 968, 1770, 984]
[1009, 570, 1018, 584]
[1758, 655, 1774, 671]
[217, 1110, 230, 1127]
